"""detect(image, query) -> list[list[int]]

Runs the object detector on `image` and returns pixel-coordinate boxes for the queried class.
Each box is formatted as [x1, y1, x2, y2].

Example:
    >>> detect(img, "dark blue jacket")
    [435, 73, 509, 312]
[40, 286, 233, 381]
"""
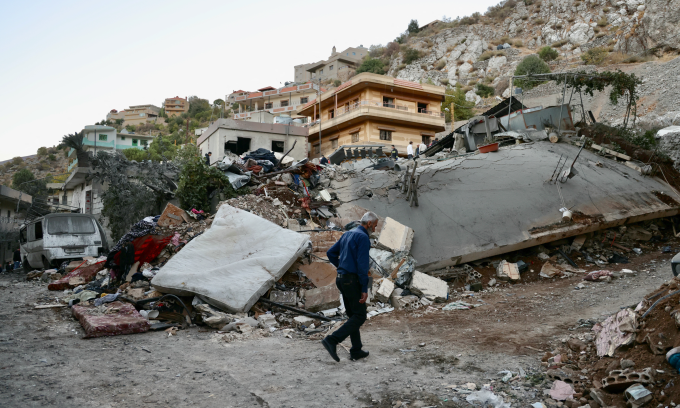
[327, 225, 370, 293]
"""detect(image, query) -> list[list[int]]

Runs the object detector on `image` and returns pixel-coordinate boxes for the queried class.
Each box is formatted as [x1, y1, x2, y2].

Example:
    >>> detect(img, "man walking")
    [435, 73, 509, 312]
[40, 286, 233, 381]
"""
[390, 145, 398, 160]
[204, 152, 212, 166]
[322, 212, 378, 362]
[406, 141, 414, 160]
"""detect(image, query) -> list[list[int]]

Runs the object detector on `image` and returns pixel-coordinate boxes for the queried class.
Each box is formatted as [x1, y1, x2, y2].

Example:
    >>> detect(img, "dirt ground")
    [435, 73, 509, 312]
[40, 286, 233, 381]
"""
[0, 250, 678, 408]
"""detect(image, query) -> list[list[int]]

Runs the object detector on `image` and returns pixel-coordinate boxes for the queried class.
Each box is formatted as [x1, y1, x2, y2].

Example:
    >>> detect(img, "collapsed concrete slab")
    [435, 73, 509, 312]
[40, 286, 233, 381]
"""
[377, 217, 414, 253]
[333, 142, 680, 271]
[151, 204, 310, 313]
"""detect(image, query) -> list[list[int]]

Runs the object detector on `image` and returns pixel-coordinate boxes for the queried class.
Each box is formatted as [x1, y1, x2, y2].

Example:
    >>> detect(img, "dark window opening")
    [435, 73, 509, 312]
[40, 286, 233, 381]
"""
[265, 103, 273, 109]
[418, 102, 428, 113]
[272, 141, 285, 153]
[383, 97, 394, 108]
[225, 137, 252, 155]
[281, 100, 289, 107]
[300, 97, 308, 104]
[328, 109, 334, 119]
[422, 135, 431, 145]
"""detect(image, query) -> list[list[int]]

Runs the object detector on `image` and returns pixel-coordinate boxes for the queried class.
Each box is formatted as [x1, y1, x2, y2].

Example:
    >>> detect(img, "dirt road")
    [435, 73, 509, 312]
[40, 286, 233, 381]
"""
[0, 254, 674, 408]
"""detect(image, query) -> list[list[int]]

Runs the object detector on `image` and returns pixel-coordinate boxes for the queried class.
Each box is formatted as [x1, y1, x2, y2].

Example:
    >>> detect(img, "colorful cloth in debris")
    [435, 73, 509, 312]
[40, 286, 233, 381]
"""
[72, 301, 150, 338]
[110, 219, 158, 254]
[113, 234, 173, 267]
[48, 262, 105, 291]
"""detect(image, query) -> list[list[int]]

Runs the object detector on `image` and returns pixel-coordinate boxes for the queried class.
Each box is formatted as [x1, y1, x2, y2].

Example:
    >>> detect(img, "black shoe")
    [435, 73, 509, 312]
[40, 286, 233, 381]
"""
[322, 338, 340, 362]
[350, 350, 369, 361]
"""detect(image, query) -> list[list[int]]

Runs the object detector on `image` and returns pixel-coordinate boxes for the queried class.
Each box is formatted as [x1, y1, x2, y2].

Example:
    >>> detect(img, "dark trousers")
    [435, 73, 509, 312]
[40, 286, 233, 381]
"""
[328, 273, 367, 354]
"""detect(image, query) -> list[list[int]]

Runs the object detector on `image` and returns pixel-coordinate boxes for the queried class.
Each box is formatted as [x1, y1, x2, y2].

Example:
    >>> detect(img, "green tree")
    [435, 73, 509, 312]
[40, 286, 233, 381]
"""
[213, 99, 224, 106]
[538, 46, 558, 61]
[122, 135, 178, 162]
[125, 124, 136, 132]
[115, 119, 124, 126]
[513, 55, 551, 90]
[11, 157, 24, 166]
[356, 57, 386, 74]
[175, 146, 246, 211]
[48, 154, 56, 161]
[12, 168, 47, 197]
[402, 48, 423, 64]
[407, 19, 420, 34]
[188, 96, 210, 117]
[37, 146, 48, 156]
[441, 85, 476, 122]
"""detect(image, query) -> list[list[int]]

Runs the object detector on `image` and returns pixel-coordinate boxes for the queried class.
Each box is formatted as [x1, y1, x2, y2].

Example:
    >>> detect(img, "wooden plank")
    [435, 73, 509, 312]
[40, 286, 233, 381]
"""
[390, 259, 407, 280]
[35, 304, 66, 309]
[591, 144, 631, 161]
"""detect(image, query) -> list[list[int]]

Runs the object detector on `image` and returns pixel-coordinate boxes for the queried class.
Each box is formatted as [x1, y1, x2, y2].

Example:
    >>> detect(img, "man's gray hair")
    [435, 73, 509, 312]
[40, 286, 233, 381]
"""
[360, 211, 378, 225]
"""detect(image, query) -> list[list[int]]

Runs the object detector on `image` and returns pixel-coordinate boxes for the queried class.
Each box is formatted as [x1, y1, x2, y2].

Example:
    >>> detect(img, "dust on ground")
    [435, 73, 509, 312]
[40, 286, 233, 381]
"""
[1, 247, 677, 407]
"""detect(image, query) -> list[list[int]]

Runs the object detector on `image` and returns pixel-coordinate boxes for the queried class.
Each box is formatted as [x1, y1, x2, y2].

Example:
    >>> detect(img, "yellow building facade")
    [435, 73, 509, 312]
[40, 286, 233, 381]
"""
[297, 73, 446, 158]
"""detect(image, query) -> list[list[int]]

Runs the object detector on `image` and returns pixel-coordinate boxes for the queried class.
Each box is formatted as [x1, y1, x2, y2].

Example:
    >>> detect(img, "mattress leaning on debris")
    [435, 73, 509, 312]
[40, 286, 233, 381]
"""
[151, 204, 310, 313]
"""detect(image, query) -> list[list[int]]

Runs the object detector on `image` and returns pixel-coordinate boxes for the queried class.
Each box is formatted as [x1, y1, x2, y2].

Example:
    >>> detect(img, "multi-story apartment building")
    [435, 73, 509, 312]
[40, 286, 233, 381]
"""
[294, 46, 368, 83]
[106, 109, 124, 122]
[228, 83, 320, 122]
[122, 104, 161, 126]
[66, 125, 156, 171]
[297, 73, 446, 158]
[164, 96, 189, 117]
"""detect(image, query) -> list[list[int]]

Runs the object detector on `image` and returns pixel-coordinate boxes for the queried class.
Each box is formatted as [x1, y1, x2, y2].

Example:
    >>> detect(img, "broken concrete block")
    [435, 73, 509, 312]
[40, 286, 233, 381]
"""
[293, 316, 316, 327]
[377, 217, 414, 253]
[257, 314, 278, 328]
[127, 288, 145, 300]
[627, 227, 652, 241]
[391, 295, 420, 310]
[304, 284, 340, 312]
[374, 279, 395, 303]
[269, 290, 296, 305]
[298, 262, 337, 288]
[409, 271, 448, 301]
[157, 202, 186, 227]
[496, 260, 520, 282]
[602, 368, 653, 393]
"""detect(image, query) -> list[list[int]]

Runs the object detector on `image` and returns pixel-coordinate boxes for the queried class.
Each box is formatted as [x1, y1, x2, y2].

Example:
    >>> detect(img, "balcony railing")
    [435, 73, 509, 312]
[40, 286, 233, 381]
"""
[335, 100, 444, 118]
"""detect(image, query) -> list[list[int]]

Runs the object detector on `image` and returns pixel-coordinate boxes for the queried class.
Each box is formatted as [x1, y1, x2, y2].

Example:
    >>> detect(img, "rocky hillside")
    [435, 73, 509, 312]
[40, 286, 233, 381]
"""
[381, 0, 679, 126]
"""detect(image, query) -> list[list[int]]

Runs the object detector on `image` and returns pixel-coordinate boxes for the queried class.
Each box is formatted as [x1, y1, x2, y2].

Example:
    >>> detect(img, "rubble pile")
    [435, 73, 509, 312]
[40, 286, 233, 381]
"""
[535, 277, 680, 407]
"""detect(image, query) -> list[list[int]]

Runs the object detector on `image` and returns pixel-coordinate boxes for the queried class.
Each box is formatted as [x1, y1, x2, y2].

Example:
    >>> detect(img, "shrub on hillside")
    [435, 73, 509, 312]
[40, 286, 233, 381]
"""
[435, 60, 446, 70]
[513, 55, 551, 90]
[597, 17, 608, 27]
[402, 48, 423, 64]
[476, 83, 494, 98]
[37, 147, 48, 156]
[538, 46, 559, 61]
[581, 47, 608, 65]
[551, 39, 568, 48]
[384, 42, 400, 58]
[478, 50, 505, 61]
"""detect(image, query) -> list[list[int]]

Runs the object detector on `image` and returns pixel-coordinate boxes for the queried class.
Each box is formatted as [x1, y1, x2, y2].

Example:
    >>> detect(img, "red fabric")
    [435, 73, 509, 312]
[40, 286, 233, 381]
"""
[48, 262, 105, 291]
[113, 234, 172, 266]
[248, 165, 263, 174]
[72, 301, 150, 338]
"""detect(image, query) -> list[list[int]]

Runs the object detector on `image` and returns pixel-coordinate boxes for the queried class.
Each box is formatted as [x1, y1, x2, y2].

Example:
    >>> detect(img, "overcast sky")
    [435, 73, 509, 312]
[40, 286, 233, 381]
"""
[0, 0, 500, 161]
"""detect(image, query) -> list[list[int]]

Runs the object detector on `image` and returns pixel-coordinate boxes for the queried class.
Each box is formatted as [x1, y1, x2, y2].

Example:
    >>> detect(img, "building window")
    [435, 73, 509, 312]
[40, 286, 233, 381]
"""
[353, 52, 356, 55]
[329, 65, 334, 70]
[380, 130, 392, 141]
[132, 139, 138, 146]
[383, 97, 394, 108]
[281, 100, 289, 107]
[99, 134, 107, 141]
[351, 132, 360, 143]
[418, 102, 428, 113]
[139, 113, 145, 117]
[120, 136, 125, 141]
[272, 141, 285, 153]
[332, 139, 338, 149]
[319, 69, 323, 75]
[265, 102, 273, 109]
[422, 135, 431, 145]
[328, 109, 334, 119]
[313, 145, 320, 154]
[300, 97, 308, 104]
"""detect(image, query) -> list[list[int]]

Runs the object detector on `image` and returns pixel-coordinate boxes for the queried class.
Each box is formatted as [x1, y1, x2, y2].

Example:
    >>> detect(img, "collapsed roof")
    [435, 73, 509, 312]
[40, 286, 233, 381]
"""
[331, 142, 680, 271]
